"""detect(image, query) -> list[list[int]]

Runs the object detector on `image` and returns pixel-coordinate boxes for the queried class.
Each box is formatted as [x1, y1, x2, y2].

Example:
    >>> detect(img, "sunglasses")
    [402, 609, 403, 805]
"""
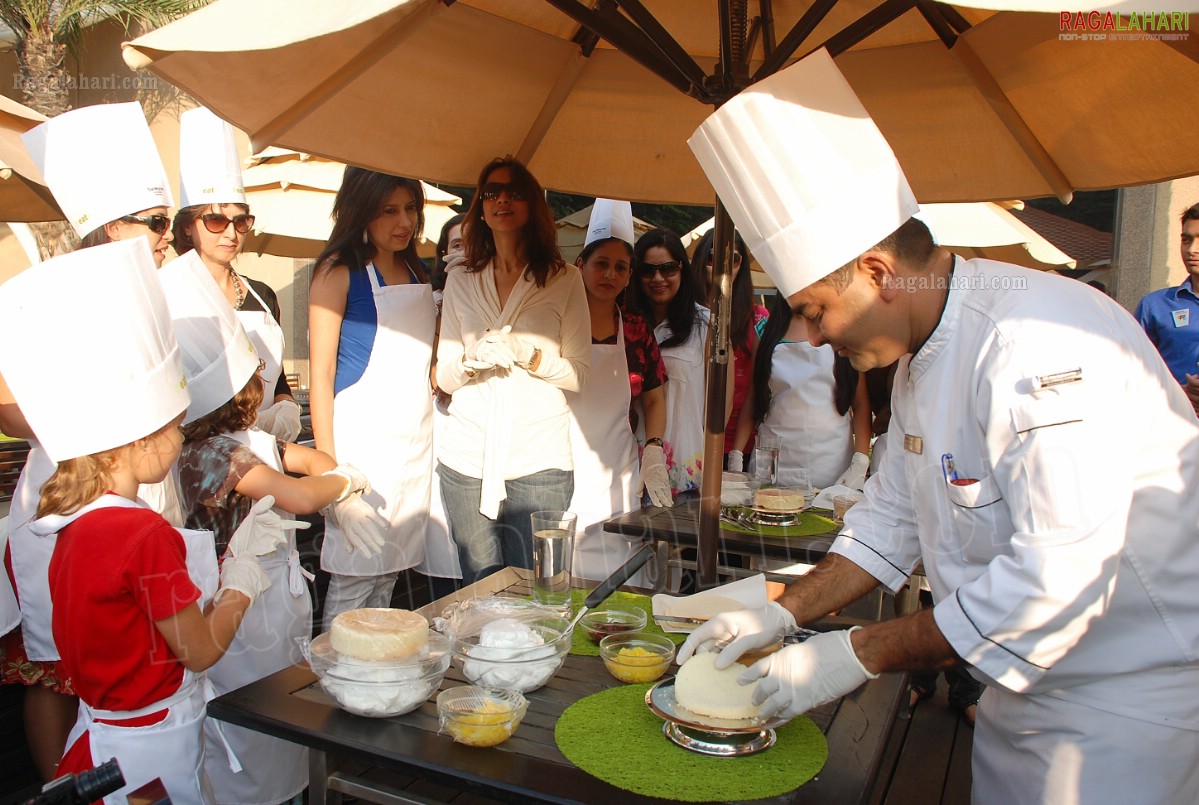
[200, 212, 256, 235]
[480, 182, 529, 202]
[637, 260, 683, 279]
[119, 214, 170, 234]
[705, 251, 743, 267]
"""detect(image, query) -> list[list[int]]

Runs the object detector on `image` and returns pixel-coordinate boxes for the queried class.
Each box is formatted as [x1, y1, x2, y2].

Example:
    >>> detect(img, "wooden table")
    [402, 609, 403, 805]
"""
[207, 568, 908, 805]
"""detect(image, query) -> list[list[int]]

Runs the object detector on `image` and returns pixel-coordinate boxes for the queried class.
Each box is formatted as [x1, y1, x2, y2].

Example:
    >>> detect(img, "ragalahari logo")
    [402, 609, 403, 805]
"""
[1059, 11, 1190, 41]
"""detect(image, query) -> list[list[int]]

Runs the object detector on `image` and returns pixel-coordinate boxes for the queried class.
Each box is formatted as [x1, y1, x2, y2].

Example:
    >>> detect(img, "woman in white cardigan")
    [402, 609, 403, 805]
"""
[435, 157, 590, 584]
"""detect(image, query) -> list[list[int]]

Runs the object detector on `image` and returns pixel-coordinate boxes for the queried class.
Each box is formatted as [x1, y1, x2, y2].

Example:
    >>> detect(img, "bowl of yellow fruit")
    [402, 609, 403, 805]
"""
[599, 632, 676, 684]
[437, 686, 528, 747]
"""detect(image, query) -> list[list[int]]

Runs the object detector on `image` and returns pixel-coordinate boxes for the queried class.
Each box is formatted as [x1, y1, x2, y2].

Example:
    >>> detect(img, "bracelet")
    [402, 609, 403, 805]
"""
[523, 347, 542, 372]
[645, 437, 664, 447]
[461, 355, 477, 378]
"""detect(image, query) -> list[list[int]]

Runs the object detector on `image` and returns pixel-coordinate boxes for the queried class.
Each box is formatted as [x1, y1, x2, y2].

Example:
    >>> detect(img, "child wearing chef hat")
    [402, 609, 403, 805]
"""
[160, 250, 381, 804]
[0, 238, 276, 803]
[4, 101, 179, 782]
[172, 105, 302, 444]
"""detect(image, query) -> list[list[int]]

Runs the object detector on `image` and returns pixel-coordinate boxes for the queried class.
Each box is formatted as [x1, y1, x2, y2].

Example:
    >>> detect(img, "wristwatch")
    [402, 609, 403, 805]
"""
[645, 437, 664, 448]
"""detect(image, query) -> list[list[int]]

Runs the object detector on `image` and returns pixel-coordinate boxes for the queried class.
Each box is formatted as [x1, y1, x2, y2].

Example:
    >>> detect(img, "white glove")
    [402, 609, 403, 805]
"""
[256, 399, 302, 441]
[467, 325, 517, 370]
[639, 444, 672, 508]
[216, 553, 271, 604]
[322, 464, 371, 502]
[226, 496, 309, 558]
[322, 493, 388, 557]
[676, 600, 798, 668]
[742, 627, 878, 720]
[835, 452, 870, 490]
[508, 333, 537, 368]
[727, 449, 744, 473]
[443, 252, 468, 273]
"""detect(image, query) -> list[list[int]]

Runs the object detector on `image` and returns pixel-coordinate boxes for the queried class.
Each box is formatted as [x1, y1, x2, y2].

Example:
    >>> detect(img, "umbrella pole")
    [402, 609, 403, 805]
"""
[696, 202, 736, 590]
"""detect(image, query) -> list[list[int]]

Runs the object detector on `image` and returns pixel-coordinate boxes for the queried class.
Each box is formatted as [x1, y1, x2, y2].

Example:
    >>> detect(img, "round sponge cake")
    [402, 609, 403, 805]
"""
[754, 487, 804, 511]
[330, 608, 428, 661]
[674, 651, 760, 720]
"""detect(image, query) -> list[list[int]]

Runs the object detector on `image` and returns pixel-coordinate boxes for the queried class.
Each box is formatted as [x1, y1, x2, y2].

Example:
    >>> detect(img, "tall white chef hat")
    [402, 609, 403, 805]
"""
[157, 251, 261, 424]
[0, 239, 189, 463]
[687, 48, 919, 297]
[179, 106, 246, 207]
[21, 102, 173, 239]
[584, 198, 635, 248]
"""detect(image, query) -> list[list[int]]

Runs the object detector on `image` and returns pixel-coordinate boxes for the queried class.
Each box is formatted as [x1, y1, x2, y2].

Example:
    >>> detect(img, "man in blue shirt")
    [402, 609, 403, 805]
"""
[1135, 202, 1199, 415]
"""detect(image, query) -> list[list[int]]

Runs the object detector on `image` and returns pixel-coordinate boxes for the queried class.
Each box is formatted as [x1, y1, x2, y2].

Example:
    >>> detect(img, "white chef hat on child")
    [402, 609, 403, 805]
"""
[21, 102, 173, 238]
[179, 106, 246, 207]
[687, 48, 919, 297]
[156, 251, 261, 424]
[584, 198, 635, 248]
[0, 239, 189, 462]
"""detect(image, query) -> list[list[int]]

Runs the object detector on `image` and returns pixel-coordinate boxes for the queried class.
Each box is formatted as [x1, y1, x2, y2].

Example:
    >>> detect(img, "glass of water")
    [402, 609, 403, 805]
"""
[531, 511, 576, 615]
[752, 435, 781, 487]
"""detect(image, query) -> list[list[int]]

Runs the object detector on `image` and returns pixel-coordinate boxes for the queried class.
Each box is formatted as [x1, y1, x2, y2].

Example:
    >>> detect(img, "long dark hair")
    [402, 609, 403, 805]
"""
[314, 167, 427, 282]
[431, 212, 466, 291]
[692, 229, 754, 354]
[460, 156, 562, 287]
[627, 228, 699, 350]
[752, 293, 859, 425]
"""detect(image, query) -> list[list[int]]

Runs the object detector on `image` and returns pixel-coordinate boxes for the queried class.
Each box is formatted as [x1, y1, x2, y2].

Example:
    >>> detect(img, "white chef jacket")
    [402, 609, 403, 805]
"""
[833, 258, 1199, 731]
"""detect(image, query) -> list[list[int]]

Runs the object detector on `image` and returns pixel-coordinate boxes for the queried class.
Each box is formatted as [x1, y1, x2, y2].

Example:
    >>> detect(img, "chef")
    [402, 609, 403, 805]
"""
[175, 106, 301, 442]
[5, 102, 181, 781]
[566, 199, 670, 582]
[680, 49, 1199, 804]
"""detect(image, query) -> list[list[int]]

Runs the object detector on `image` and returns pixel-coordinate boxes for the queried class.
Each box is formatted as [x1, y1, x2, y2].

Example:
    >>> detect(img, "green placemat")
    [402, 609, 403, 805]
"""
[567, 590, 686, 656]
[555, 683, 827, 802]
[723, 507, 839, 538]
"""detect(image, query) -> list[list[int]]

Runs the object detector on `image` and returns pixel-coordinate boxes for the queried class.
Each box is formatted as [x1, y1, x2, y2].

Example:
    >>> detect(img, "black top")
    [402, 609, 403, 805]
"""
[243, 277, 294, 401]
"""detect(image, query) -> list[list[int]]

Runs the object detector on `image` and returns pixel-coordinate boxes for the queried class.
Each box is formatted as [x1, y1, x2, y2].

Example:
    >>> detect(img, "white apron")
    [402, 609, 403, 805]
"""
[415, 396, 462, 579]
[50, 495, 221, 805]
[757, 340, 854, 489]
[655, 305, 709, 494]
[567, 317, 641, 581]
[237, 279, 286, 413]
[321, 264, 434, 575]
[0, 517, 20, 636]
[203, 428, 311, 804]
[9, 444, 180, 660]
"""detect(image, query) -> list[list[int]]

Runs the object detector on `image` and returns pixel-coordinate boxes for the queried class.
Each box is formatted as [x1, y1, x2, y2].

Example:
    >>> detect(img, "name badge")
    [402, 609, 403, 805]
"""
[903, 434, 923, 455]
[1172, 309, 1190, 328]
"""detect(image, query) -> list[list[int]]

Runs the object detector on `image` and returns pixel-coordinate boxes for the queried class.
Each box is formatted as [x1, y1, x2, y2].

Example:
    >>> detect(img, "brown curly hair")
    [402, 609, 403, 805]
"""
[182, 375, 264, 442]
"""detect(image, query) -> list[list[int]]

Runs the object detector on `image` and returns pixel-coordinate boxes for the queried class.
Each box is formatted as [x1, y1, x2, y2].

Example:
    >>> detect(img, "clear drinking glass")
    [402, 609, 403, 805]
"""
[752, 436, 781, 487]
[530, 511, 576, 615]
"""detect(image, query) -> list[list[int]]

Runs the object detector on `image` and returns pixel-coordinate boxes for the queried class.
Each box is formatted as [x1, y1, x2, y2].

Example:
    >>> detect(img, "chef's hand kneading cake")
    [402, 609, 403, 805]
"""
[675, 651, 760, 720]
[330, 608, 428, 661]
[754, 487, 804, 511]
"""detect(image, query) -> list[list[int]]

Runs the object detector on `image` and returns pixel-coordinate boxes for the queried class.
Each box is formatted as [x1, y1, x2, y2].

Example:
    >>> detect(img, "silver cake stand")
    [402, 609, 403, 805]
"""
[645, 677, 784, 756]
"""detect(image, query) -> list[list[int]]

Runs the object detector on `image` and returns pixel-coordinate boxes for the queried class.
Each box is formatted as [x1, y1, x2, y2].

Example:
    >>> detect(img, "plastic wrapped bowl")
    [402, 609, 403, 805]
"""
[437, 686, 528, 747]
[599, 632, 676, 684]
[441, 598, 572, 693]
[579, 603, 648, 643]
[299, 630, 450, 718]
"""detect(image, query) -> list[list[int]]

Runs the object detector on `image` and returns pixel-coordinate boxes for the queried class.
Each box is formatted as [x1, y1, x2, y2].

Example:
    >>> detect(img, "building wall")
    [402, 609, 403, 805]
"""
[1114, 176, 1199, 312]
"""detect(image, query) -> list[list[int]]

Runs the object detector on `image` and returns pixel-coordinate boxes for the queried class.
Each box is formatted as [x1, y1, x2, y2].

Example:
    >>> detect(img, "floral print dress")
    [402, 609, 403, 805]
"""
[651, 304, 710, 495]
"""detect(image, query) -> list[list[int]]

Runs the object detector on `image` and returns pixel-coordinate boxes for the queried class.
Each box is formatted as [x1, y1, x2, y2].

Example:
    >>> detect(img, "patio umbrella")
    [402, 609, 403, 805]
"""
[125, 0, 1199, 588]
[0, 95, 61, 223]
[241, 148, 462, 260]
[556, 203, 656, 264]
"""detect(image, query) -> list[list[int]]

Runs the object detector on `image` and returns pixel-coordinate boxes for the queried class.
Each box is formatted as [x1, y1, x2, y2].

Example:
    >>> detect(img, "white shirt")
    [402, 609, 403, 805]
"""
[435, 262, 590, 511]
[833, 258, 1199, 730]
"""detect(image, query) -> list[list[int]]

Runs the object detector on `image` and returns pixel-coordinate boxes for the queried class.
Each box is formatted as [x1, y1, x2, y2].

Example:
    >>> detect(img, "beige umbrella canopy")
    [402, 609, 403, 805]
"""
[556, 203, 656, 264]
[124, 0, 1199, 207]
[0, 95, 62, 223]
[241, 148, 462, 260]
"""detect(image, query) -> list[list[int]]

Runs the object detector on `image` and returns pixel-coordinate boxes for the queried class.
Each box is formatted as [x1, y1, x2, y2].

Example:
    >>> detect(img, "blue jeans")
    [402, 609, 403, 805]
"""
[437, 463, 574, 585]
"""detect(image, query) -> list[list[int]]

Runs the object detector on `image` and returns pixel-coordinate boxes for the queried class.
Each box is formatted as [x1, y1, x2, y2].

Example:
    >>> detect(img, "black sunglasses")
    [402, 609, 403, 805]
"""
[119, 214, 170, 234]
[705, 251, 743, 267]
[637, 260, 683, 279]
[480, 182, 529, 202]
[200, 212, 256, 234]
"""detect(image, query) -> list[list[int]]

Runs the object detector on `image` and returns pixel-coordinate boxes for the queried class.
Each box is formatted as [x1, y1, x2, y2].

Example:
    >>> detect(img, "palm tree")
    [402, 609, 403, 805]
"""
[0, 1, 204, 256]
